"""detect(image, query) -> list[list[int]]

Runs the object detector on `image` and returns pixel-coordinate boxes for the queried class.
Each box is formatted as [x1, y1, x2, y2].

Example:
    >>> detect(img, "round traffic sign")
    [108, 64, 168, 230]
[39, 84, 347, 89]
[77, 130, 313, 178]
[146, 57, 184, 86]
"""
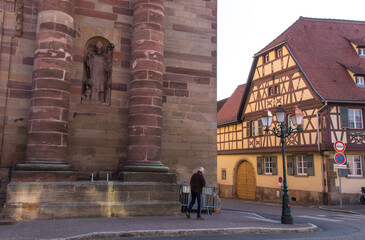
[278, 177, 283, 183]
[334, 141, 346, 152]
[334, 152, 346, 165]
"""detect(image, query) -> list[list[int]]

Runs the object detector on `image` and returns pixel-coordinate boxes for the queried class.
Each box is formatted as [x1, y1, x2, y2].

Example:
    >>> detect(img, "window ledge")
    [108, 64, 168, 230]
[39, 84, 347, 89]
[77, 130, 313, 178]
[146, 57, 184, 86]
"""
[295, 174, 310, 177]
[346, 175, 363, 178]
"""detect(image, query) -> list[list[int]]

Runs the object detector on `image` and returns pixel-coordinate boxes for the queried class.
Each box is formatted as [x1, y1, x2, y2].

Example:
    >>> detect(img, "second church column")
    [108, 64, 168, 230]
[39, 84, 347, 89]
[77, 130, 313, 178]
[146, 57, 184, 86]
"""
[123, 0, 168, 172]
[14, 0, 75, 181]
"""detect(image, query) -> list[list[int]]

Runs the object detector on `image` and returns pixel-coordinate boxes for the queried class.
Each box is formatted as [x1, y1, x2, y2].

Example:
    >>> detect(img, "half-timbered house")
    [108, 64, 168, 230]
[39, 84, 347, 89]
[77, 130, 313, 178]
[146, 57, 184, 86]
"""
[217, 17, 365, 205]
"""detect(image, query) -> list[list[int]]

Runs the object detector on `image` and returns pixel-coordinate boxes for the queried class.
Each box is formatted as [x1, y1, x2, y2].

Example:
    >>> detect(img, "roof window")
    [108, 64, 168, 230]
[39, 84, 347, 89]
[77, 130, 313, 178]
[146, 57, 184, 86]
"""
[356, 76, 365, 86]
[359, 48, 365, 57]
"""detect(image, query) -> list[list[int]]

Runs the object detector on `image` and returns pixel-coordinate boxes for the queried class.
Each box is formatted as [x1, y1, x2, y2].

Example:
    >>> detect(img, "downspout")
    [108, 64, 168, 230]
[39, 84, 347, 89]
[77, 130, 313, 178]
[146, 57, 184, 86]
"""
[317, 101, 328, 205]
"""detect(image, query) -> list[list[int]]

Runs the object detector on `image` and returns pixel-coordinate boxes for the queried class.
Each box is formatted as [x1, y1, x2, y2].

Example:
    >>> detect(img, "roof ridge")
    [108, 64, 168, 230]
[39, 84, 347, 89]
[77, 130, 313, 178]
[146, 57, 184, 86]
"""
[300, 16, 365, 24]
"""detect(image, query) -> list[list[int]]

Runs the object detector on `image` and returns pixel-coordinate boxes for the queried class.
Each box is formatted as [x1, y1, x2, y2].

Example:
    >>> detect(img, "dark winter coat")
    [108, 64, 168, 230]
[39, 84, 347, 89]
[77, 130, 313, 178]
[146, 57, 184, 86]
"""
[190, 171, 206, 194]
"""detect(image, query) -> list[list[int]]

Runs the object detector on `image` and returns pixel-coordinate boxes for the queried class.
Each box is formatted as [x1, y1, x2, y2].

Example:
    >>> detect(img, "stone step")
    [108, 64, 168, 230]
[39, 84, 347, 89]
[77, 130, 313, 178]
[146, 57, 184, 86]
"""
[6, 181, 179, 204]
[3, 181, 181, 220]
[0, 218, 15, 225]
[3, 201, 181, 220]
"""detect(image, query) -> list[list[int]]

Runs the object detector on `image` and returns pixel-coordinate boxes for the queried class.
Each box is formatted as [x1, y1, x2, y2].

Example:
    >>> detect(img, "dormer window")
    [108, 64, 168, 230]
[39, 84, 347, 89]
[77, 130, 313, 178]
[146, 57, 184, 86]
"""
[356, 76, 365, 86]
[359, 48, 365, 57]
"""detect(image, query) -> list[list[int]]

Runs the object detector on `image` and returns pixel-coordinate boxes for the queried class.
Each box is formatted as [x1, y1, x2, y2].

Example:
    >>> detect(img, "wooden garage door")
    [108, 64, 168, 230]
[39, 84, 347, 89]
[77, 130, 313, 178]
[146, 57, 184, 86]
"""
[236, 161, 256, 200]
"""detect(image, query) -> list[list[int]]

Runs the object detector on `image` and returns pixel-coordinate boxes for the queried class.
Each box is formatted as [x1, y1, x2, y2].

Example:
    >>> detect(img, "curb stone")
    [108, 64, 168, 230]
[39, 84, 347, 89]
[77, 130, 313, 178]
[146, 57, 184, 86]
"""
[318, 206, 362, 215]
[62, 224, 318, 240]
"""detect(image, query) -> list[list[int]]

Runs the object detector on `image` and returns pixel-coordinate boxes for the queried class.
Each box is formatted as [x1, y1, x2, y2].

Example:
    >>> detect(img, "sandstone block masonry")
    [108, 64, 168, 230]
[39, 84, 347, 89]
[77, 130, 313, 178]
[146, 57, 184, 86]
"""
[0, 0, 217, 219]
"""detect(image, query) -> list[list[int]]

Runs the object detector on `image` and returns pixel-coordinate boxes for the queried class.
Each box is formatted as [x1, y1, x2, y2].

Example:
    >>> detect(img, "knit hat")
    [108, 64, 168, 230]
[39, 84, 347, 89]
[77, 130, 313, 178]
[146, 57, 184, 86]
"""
[198, 167, 205, 173]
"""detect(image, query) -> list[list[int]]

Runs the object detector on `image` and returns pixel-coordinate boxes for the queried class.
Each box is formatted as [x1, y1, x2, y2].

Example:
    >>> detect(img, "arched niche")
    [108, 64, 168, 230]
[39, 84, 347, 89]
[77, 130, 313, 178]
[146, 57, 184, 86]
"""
[82, 36, 114, 104]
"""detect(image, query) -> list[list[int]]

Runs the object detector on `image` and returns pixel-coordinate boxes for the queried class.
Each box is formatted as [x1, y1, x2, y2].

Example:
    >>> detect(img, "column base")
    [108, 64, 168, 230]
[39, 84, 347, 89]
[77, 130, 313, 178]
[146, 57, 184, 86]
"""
[119, 172, 177, 183]
[120, 161, 169, 173]
[12, 161, 76, 182]
[281, 215, 293, 224]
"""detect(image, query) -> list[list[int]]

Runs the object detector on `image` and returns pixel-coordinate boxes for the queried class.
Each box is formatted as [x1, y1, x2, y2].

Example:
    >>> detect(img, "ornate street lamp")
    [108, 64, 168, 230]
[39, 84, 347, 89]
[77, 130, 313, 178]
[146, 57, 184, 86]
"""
[261, 105, 303, 224]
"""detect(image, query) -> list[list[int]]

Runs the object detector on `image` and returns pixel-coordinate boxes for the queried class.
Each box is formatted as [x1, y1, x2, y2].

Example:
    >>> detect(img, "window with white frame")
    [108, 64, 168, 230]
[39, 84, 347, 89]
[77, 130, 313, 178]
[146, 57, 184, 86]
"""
[347, 155, 362, 176]
[257, 156, 277, 175]
[359, 48, 365, 57]
[348, 109, 363, 129]
[276, 49, 282, 58]
[356, 76, 364, 85]
[287, 154, 315, 176]
[251, 120, 263, 136]
[296, 155, 307, 175]
[264, 156, 273, 174]
[341, 108, 364, 129]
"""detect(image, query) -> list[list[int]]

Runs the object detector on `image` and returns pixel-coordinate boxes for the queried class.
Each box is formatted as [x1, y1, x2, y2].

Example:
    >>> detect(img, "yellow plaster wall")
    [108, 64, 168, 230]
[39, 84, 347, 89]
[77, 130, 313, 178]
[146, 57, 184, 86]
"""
[329, 151, 365, 194]
[217, 152, 324, 192]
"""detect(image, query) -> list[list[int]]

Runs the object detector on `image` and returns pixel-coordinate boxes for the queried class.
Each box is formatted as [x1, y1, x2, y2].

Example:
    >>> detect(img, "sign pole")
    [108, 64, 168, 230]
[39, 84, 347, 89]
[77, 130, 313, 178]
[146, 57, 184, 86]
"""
[338, 169, 342, 208]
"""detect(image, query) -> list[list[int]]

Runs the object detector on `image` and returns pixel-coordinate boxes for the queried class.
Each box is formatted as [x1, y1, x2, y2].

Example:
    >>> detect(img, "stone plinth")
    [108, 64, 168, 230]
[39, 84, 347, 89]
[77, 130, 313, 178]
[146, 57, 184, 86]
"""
[119, 172, 177, 183]
[3, 181, 180, 221]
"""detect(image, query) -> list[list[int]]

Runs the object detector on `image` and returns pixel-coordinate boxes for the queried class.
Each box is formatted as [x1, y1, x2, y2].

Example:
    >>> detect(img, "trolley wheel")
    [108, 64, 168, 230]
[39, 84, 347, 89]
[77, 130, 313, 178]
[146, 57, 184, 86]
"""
[361, 195, 365, 204]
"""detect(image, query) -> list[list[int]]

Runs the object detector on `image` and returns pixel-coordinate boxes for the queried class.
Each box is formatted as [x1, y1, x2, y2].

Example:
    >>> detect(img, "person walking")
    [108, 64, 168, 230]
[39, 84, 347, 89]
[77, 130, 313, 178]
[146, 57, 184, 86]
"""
[185, 167, 206, 220]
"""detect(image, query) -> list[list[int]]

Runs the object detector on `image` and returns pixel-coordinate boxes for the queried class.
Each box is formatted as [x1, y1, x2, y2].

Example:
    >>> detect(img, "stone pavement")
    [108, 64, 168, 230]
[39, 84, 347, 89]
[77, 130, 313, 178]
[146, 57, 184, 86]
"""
[0, 198, 320, 240]
[2, 198, 364, 240]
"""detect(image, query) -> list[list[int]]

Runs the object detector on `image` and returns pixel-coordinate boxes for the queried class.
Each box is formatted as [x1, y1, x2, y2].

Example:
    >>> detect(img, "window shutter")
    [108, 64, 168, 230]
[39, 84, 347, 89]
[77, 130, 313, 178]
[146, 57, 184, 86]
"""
[340, 107, 349, 129]
[257, 157, 263, 175]
[287, 155, 294, 175]
[258, 119, 263, 136]
[305, 154, 315, 176]
[246, 121, 251, 137]
[272, 156, 278, 175]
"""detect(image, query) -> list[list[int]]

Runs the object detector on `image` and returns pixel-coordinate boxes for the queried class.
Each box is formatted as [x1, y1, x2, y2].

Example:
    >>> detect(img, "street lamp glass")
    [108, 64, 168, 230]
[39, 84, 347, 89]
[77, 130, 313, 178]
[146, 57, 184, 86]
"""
[275, 105, 286, 123]
[290, 106, 303, 126]
[261, 109, 273, 127]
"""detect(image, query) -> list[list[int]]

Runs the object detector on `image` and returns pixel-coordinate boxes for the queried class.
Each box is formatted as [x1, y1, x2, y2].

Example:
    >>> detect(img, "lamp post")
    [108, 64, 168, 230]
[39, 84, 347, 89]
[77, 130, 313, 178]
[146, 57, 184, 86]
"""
[261, 105, 303, 224]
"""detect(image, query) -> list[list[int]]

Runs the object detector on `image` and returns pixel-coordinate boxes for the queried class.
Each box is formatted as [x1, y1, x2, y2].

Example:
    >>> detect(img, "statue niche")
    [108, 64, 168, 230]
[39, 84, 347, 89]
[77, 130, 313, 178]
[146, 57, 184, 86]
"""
[82, 40, 114, 103]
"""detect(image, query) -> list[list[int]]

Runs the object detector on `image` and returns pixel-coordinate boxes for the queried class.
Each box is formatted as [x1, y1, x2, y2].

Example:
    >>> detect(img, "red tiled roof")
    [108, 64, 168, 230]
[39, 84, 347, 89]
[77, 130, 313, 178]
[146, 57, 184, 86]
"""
[257, 17, 365, 102]
[217, 84, 246, 125]
[217, 98, 228, 112]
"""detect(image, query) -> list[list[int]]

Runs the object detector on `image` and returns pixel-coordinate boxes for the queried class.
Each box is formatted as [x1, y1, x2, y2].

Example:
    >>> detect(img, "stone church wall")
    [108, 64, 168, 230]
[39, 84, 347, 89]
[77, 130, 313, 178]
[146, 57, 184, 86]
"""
[162, 0, 217, 184]
[0, 0, 216, 186]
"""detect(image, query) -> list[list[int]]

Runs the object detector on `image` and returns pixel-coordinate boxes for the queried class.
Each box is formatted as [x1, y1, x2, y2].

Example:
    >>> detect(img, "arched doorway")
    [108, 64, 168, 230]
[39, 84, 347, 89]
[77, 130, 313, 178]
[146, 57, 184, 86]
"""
[236, 161, 256, 200]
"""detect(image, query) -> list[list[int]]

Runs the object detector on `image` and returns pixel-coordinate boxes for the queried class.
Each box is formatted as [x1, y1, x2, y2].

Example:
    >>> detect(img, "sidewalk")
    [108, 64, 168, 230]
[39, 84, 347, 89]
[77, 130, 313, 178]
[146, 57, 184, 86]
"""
[319, 202, 365, 215]
[0, 199, 318, 240]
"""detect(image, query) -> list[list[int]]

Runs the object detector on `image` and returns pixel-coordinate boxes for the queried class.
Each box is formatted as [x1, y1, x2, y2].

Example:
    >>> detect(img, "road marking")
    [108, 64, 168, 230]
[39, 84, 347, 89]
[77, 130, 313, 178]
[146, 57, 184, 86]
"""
[336, 214, 365, 219]
[298, 215, 342, 222]
[223, 210, 281, 223]
[244, 213, 281, 223]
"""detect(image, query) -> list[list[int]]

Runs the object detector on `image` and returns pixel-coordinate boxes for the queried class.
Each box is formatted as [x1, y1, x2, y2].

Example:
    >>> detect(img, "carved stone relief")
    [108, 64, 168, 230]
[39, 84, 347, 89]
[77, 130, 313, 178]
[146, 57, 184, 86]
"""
[15, 0, 23, 37]
[82, 38, 114, 104]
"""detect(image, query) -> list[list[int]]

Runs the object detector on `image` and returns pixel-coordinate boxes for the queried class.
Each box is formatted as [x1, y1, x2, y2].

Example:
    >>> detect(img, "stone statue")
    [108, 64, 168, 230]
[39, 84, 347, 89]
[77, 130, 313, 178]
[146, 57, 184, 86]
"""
[83, 41, 110, 102]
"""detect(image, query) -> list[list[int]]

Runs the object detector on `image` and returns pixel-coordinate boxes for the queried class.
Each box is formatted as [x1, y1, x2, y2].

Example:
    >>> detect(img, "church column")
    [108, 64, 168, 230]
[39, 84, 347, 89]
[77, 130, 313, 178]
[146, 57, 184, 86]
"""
[123, 0, 168, 172]
[13, 0, 75, 181]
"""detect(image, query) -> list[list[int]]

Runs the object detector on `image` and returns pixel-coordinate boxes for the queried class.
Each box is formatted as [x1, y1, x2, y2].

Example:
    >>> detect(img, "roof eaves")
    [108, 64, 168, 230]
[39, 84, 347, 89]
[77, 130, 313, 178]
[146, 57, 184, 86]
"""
[238, 56, 259, 121]
[217, 120, 240, 127]
[254, 42, 286, 57]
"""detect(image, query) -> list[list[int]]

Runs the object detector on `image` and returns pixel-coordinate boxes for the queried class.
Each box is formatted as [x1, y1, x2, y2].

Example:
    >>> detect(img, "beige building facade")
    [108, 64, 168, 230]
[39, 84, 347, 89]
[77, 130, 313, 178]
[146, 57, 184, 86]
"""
[218, 18, 365, 205]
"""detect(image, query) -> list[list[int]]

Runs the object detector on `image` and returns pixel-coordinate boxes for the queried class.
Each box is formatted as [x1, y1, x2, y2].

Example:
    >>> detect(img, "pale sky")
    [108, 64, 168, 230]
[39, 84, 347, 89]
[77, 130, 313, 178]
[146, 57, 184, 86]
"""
[217, 0, 365, 100]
